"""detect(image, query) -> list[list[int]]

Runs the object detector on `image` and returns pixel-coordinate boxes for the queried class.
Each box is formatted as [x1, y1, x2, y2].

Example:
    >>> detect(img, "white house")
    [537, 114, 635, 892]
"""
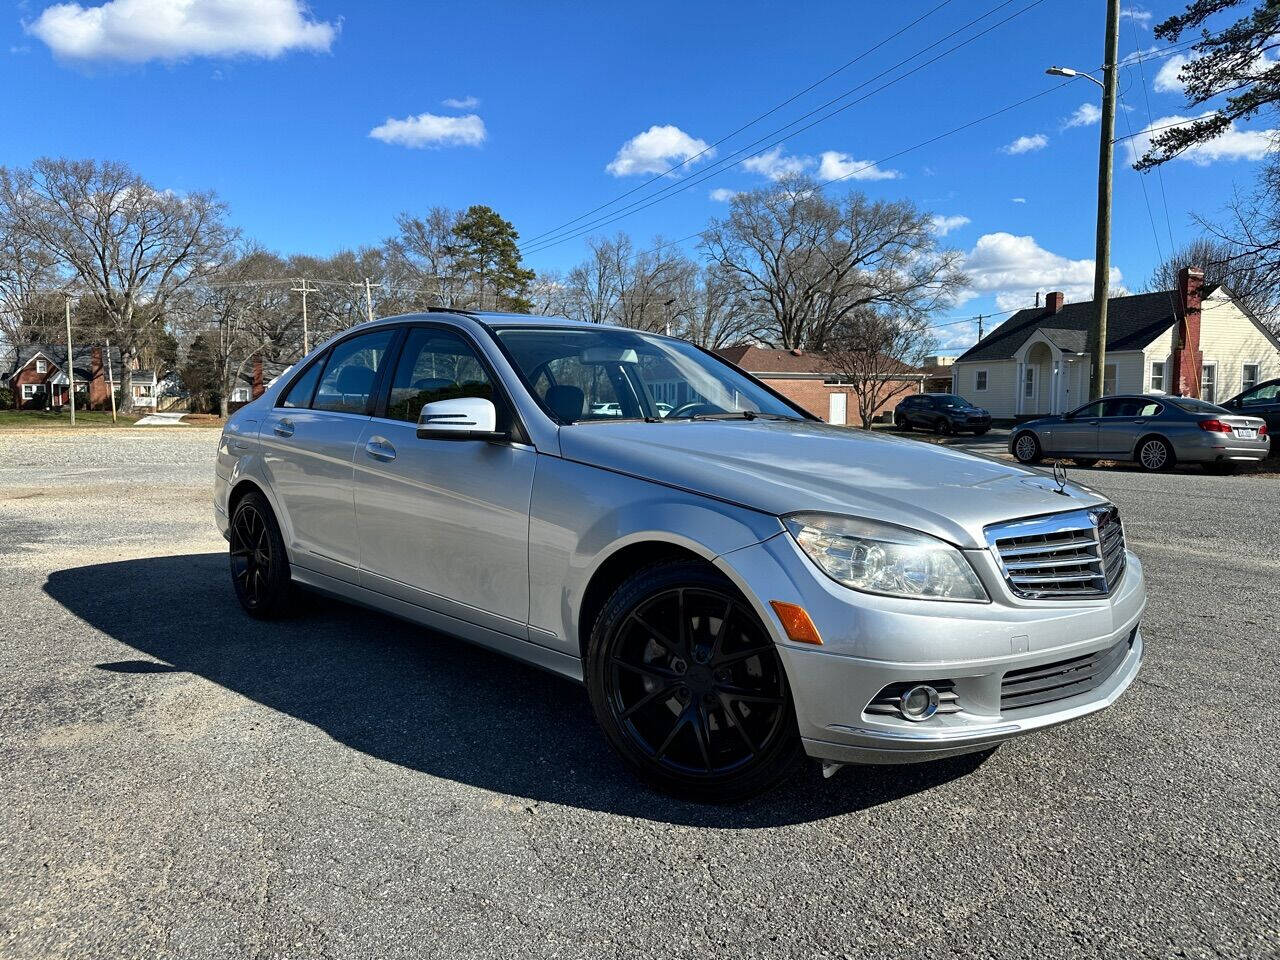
[950, 268, 1280, 418]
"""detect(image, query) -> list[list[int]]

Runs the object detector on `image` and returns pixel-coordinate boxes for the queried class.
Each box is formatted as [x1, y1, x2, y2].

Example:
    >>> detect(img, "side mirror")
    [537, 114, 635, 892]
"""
[1063, 412, 1075, 420]
[417, 397, 505, 441]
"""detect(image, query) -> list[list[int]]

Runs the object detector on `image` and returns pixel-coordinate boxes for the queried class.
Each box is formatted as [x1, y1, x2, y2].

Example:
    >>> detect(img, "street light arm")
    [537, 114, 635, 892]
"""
[1046, 66, 1105, 88]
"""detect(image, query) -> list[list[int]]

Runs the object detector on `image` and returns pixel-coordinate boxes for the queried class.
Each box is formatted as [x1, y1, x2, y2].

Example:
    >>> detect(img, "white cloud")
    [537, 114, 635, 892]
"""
[1002, 134, 1048, 155]
[708, 187, 738, 202]
[606, 125, 712, 177]
[1011, 197, 1027, 203]
[816, 150, 900, 181]
[742, 145, 812, 180]
[442, 95, 479, 110]
[1120, 7, 1153, 26]
[961, 233, 1124, 312]
[1123, 112, 1279, 166]
[931, 214, 970, 236]
[369, 112, 486, 149]
[27, 0, 337, 61]
[1153, 53, 1189, 93]
[1063, 102, 1101, 129]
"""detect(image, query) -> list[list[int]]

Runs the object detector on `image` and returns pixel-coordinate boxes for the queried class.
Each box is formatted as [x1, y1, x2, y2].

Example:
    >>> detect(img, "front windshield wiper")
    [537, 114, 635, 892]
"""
[684, 410, 806, 422]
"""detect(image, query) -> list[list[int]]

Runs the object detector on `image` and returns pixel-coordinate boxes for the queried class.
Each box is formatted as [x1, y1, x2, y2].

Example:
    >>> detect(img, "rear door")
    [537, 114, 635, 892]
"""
[260, 329, 396, 580]
[353, 324, 536, 635]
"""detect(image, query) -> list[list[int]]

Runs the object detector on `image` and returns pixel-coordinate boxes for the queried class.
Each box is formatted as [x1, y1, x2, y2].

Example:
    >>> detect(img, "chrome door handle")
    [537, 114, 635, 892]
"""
[365, 437, 396, 462]
[274, 419, 295, 438]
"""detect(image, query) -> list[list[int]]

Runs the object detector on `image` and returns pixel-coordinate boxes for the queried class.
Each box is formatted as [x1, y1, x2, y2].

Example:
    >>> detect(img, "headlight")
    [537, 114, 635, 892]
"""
[784, 513, 988, 602]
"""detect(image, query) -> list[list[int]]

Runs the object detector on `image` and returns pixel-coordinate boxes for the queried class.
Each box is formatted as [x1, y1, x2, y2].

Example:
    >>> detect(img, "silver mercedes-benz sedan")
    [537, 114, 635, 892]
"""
[1011, 394, 1270, 473]
[214, 312, 1145, 801]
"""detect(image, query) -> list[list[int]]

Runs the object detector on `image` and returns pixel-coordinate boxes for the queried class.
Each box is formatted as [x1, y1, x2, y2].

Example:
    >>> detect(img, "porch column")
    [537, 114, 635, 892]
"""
[1015, 361, 1025, 415]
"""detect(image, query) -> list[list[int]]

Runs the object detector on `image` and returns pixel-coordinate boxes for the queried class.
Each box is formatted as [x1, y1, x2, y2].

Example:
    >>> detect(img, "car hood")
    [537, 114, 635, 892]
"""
[557, 420, 1108, 549]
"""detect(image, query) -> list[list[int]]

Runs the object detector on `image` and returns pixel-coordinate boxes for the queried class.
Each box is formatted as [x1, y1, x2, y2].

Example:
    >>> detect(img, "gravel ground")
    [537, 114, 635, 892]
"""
[0, 428, 1277, 959]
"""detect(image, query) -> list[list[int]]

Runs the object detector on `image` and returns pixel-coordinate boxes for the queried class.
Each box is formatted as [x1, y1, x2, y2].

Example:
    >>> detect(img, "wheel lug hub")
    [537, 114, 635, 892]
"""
[693, 646, 711, 665]
[671, 658, 687, 675]
[676, 686, 691, 704]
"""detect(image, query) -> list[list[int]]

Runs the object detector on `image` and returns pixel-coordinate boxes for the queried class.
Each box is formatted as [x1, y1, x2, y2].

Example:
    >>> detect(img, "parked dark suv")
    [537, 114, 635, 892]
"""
[894, 393, 992, 435]
[1221, 378, 1280, 443]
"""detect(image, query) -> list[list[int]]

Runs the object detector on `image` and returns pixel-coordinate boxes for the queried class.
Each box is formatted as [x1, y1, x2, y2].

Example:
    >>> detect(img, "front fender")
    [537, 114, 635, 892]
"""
[527, 455, 784, 657]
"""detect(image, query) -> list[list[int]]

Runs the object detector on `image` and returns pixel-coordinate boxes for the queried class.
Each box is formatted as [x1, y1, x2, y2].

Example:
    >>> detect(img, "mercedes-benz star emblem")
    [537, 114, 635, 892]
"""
[1052, 460, 1069, 496]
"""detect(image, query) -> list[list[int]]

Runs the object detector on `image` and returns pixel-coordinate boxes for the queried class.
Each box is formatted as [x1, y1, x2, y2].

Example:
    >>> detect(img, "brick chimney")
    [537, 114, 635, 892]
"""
[1045, 291, 1064, 314]
[1171, 266, 1204, 397]
[252, 357, 265, 399]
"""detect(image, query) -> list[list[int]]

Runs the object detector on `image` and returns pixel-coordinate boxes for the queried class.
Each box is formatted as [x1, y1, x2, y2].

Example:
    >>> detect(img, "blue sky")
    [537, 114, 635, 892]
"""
[4, 0, 1277, 351]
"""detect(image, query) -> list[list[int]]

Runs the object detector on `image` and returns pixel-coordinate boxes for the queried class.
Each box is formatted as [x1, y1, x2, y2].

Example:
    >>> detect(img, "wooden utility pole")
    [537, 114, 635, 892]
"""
[1088, 0, 1121, 401]
[64, 296, 76, 427]
[291, 279, 315, 355]
[977, 315, 985, 341]
[364, 278, 374, 323]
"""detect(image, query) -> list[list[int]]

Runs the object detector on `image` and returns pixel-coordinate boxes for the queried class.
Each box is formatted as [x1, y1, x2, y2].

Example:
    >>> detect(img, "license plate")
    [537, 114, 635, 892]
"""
[1236, 428, 1257, 439]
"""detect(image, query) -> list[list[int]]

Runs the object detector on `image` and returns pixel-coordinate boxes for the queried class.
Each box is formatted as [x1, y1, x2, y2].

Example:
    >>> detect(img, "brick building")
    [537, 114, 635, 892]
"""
[714, 345, 926, 424]
[5, 344, 124, 411]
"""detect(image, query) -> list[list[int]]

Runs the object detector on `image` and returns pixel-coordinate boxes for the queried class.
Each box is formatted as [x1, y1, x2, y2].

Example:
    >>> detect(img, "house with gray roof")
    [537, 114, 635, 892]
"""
[949, 268, 1280, 419]
[5, 343, 126, 411]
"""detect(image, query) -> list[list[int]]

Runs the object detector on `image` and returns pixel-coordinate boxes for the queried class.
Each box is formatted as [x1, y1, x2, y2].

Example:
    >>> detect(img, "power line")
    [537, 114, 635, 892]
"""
[520, 0, 959, 246]
[555, 79, 1073, 279]
[521, 0, 1049, 256]
[1127, 19, 1180, 261]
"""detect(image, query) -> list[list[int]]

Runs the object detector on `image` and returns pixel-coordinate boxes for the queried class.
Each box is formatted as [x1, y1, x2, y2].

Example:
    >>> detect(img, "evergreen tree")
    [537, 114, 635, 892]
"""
[448, 205, 535, 312]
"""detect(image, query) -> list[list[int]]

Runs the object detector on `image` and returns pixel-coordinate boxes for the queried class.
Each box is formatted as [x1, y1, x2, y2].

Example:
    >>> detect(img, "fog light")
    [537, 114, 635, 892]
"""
[899, 684, 940, 721]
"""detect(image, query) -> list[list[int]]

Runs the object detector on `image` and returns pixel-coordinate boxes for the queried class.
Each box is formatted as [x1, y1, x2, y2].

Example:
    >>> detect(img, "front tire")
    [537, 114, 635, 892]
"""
[1136, 436, 1175, 472]
[1013, 431, 1042, 464]
[585, 561, 804, 802]
[973, 427, 990, 436]
[229, 491, 292, 619]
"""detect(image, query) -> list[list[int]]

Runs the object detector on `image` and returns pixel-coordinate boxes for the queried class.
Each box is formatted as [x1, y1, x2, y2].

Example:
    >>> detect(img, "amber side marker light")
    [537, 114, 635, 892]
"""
[769, 601, 823, 645]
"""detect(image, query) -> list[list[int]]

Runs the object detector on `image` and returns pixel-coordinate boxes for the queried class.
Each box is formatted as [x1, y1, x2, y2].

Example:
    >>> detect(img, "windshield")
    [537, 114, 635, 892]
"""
[492, 327, 807, 424]
[933, 394, 971, 408]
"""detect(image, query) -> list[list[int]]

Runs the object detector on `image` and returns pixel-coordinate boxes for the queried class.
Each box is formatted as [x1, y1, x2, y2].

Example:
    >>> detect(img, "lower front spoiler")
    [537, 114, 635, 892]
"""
[802, 631, 1144, 766]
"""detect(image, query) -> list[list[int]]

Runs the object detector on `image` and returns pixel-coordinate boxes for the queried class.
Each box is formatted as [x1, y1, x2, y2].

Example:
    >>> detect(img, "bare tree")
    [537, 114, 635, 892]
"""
[675, 265, 761, 348]
[0, 219, 60, 366]
[528, 270, 570, 316]
[387, 208, 461, 306]
[1144, 235, 1280, 327]
[0, 158, 235, 411]
[615, 239, 697, 333]
[700, 176, 966, 350]
[563, 234, 626, 324]
[824, 309, 935, 429]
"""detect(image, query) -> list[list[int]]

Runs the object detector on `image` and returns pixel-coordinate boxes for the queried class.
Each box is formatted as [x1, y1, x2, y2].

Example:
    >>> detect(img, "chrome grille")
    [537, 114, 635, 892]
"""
[1001, 628, 1136, 711]
[985, 506, 1126, 599]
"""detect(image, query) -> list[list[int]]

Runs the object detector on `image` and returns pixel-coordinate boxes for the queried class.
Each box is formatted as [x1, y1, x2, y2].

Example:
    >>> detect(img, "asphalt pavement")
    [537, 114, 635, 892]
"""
[0, 427, 1276, 959]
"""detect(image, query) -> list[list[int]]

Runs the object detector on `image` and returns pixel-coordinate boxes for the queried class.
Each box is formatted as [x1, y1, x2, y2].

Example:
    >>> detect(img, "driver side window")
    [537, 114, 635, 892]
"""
[1072, 401, 1105, 419]
[385, 328, 497, 424]
[1241, 383, 1279, 405]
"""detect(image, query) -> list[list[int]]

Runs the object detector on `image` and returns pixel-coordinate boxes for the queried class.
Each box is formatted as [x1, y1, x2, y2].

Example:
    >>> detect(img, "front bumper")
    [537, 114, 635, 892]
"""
[716, 530, 1146, 765]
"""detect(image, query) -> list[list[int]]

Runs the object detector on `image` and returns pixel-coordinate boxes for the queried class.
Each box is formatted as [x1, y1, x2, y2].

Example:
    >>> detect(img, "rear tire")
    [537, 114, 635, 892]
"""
[895, 415, 911, 431]
[1136, 436, 1175, 472]
[585, 560, 805, 803]
[229, 491, 292, 619]
[934, 418, 952, 436]
[1013, 431, 1042, 464]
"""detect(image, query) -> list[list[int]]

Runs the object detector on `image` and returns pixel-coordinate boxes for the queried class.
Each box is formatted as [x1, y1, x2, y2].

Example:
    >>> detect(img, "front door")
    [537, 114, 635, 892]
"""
[1049, 400, 1104, 456]
[354, 326, 535, 635]
[260, 329, 395, 578]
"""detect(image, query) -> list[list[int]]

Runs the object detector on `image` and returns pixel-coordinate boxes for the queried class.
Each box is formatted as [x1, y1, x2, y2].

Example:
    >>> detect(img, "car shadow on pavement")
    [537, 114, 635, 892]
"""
[45, 553, 990, 828]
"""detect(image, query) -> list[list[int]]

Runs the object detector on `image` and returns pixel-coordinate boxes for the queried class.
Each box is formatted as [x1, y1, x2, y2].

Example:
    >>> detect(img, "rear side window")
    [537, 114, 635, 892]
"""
[313, 330, 395, 414]
[281, 357, 325, 408]
[385, 327, 497, 423]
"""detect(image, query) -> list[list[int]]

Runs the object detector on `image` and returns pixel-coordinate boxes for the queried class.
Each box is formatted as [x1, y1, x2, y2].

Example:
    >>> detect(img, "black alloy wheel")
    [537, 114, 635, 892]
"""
[895, 414, 911, 431]
[586, 561, 803, 801]
[934, 417, 952, 436]
[229, 491, 292, 619]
